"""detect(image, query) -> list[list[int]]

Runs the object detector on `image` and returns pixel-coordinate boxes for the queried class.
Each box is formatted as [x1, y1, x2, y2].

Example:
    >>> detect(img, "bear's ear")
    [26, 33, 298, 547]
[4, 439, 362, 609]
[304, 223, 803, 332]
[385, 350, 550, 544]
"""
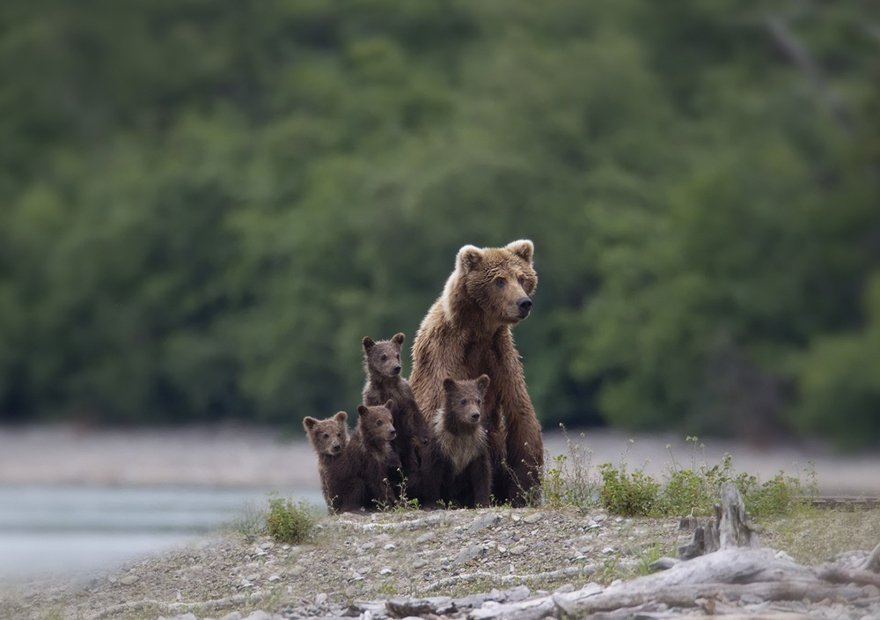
[362, 337, 375, 351]
[391, 332, 405, 346]
[442, 378, 457, 393]
[333, 411, 348, 423]
[357, 405, 368, 416]
[303, 417, 318, 431]
[457, 244, 483, 273]
[505, 239, 534, 265]
[384, 399, 395, 412]
[476, 374, 491, 395]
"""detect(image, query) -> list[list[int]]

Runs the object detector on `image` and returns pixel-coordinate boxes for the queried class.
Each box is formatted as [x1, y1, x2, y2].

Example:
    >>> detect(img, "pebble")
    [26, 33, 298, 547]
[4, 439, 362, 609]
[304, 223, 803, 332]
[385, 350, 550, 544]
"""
[246, 574, 259, 582]
[416, 532, 435, 544]
[119, 575, 139, 586]
[315, 592, 328, 606]
[242, 612, 275, 620]
[601, 546, 615, 555]
[384, 543, 396, 550]
[454, 544, 485, 566]
[379, 568, 393, 576]
[523, 512, 543, 524]
[219, 612, 242, 620]
[351, 571, 364, 582]
[413, 559, 427, 569]
[509, 545, 528, 556]
[260, 542, 274, 550]
[268, 574, 281, 582]
[469, 513, 501, 533]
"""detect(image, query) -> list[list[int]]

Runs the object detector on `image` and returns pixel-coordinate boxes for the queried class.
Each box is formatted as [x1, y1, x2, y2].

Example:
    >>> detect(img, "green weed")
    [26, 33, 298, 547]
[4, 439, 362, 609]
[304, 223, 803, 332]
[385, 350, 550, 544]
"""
[265, 497, 315, 544]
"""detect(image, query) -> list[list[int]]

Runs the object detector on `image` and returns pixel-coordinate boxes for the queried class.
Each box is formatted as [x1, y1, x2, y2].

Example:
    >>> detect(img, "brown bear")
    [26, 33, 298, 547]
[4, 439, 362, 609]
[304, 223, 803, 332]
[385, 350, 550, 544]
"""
[302, 411, 357, 513]
[410, 239, 543, 506]
[362, 332, 435, 505]
[349, 400, 401, 510]
[431, 375, 492, 508]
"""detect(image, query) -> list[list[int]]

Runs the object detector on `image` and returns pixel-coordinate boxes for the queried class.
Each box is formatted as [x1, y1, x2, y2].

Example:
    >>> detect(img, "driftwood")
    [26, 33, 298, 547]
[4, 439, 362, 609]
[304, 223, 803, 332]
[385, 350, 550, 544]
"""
[364, 483, 880, 620]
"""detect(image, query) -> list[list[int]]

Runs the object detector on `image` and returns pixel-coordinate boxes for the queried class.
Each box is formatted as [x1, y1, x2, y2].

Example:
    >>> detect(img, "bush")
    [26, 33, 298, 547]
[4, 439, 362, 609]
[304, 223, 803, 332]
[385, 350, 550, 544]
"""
[265, 497, 315, 544]
[599, 463, 660, 517]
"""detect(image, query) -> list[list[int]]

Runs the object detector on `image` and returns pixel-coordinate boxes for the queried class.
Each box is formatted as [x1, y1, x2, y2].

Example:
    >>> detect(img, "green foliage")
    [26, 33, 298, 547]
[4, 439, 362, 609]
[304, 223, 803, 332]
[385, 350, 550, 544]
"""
[0, 0, 877, 446]
[265, 497, 315, 545]
[542, 426, 598, 510]
[599, 463, 660, 517]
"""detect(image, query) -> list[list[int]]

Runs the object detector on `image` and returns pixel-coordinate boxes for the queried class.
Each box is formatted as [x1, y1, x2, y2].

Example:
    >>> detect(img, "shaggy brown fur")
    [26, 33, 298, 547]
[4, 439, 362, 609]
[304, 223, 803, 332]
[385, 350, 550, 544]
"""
[362, 332, 435, 504]
[410, 240, 544, 506]
[303, 411, 357, 513]
[432, 375, 492, 508]
[349, 400, 401, 510]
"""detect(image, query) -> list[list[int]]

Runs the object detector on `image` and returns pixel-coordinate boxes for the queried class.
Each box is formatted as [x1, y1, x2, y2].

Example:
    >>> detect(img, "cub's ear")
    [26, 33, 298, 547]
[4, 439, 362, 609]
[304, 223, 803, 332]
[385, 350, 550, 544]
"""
[391, 332, 405, 346]
[333, 411, 348, 423]
[384, 399, 395, 411]
[457, 244, 483, 273]
[505, 239, 534, 265]
[303, 417, 318, 431]
[476, 374, 491, 395]
[357, 405, 368, 416]
[442, 378, 457, 393]
[362, 337, 375, 351]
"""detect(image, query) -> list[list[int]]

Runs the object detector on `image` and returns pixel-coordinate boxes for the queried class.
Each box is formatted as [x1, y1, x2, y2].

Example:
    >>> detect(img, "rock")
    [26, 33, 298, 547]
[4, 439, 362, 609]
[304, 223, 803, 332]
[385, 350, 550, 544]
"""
[351, 571, 364, 581]
[415, 532, 435, 544]
[219, 612, 242, 620]
[413, 558, 427, 569]
[380, 567, 393, 576]
[268, 573, 281, 582]
[242, 612, 274, 620]
[509, 545, 528, 556]
[523, 512, 543, 524]
[469, 513, 501, 533]
[454, 544, 485, 566]
[260, 542, 274, 550]
[383, 543, 396, 550]
[315, 592, 328, 606]
[601, 546, 615, 555]
[119, 575, 139, 586]
[246, 573, 259, 581]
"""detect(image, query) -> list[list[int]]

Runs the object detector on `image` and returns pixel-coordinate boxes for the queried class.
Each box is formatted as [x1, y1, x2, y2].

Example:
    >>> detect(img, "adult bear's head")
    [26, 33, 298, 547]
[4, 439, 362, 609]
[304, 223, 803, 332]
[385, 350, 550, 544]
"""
[443, 239, 537, 326]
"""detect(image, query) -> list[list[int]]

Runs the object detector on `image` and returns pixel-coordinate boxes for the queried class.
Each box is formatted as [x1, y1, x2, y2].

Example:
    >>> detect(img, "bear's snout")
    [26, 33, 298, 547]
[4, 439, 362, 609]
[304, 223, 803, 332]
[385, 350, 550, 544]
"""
[391, 365, 402, 375]
[330, 442, 342, 454]
[388, 428, 397, 440]
[517, 296, 533, 318]
[470, 411, 481, 423]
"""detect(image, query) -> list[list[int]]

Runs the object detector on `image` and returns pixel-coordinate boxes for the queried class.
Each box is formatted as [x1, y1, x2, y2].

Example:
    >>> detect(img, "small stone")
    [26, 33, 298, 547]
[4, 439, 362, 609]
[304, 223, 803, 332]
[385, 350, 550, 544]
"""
[107, 575, 117, 584]
[469, 513, 501, 533]
[454, 544, 485, 566]
[555, 583, 575, 594]
[416, 532, 435, 544]
[601, 546, 615, 555]
[242, 612, 273, 620]
[219, 612, 242, 620]
[593, 514, 606, 523]
[268, 574, 281, 582]
[509, 545, 528, 556]
[379, 567, 393, 576]
[246, 573, 259, 582]
[384, 543, 396, 551]
[498, 546, 508, 554]
[351, 571, 364, 582]
[240, 579, 253, 588]
[413, 559, 427, 569]
[119, 575, 139, 586]
[614, 516, 623, 523]
[315, 592, 328, 606]
[290, 565, 306, 577]
[511, 514, 522, 522]
[523, 512, 543, 524]
[260, 542, 274, 550]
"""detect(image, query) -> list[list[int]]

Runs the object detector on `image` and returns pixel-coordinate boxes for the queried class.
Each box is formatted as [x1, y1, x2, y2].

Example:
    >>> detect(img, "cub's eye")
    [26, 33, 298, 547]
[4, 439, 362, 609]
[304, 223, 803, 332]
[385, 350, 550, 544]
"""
[476, 399, 481, 406]
[518, 276, 526, 286]
[494, 277, 506, 288]
[460, 398, 467, 406]
[376, 420, 383, 426]
[322, 433, 330, 439]
[396, 354, 400, 360]
[381, 354, 388, 361]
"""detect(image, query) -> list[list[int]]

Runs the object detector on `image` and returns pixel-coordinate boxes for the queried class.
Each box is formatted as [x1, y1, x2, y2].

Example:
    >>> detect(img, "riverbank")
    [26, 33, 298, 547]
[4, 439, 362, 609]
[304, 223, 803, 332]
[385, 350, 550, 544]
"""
[2, 505, 879, 619]
[1, 424, 878, 494]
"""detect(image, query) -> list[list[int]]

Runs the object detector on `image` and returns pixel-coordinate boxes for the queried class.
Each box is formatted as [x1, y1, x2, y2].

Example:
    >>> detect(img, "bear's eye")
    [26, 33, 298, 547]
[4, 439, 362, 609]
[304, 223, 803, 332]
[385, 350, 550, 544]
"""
[494, 277, 506, 288]
[460, 398, 467, 406]
[376, 420, 383, 427]
[381, 354, 388, 362]
[322, 433, 330, 439]
[476, 399, 481, 406]
[396, 354, 400, 360]
[518, 276, 526, 287]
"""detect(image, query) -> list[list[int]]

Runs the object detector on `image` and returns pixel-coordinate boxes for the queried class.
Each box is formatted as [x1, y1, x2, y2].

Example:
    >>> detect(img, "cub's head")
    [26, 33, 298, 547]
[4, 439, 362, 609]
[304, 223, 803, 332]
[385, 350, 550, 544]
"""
[449, 240, 537, 324]
[356, 400, 397, 442]
[303, 411, 349, 456]
[442, 375, 490, 427]
[362, 333, 405, 379]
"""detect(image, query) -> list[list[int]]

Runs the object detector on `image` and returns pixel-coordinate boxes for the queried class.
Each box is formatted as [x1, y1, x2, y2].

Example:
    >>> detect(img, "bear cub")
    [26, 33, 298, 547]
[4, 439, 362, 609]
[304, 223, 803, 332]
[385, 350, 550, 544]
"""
[350, 400, 401, 509]
[362, 333, 434, 504]
[432, 375, 492, 508]
[303, 411, 353, 513]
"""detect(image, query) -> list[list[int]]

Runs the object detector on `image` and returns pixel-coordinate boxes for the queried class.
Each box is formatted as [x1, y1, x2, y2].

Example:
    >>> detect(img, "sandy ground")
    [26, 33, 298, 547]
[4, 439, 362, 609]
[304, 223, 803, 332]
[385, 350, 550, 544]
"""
[1, 424, 878, 495]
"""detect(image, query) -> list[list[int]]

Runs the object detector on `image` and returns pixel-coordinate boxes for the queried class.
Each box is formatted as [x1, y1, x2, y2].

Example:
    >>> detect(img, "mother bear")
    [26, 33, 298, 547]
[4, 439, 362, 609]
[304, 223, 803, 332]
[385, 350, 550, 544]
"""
[410, 239, 543, 506]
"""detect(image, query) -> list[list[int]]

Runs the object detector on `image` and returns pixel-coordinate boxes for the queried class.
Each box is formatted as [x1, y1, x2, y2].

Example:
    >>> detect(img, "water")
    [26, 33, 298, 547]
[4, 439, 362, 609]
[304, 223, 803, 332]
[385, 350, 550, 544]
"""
[0, 484, 321, 580]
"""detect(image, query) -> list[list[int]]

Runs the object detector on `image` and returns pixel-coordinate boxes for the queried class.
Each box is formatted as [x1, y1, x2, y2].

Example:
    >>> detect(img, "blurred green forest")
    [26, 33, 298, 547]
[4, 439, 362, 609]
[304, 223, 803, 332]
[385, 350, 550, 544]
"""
[1, 0, 878, 448]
